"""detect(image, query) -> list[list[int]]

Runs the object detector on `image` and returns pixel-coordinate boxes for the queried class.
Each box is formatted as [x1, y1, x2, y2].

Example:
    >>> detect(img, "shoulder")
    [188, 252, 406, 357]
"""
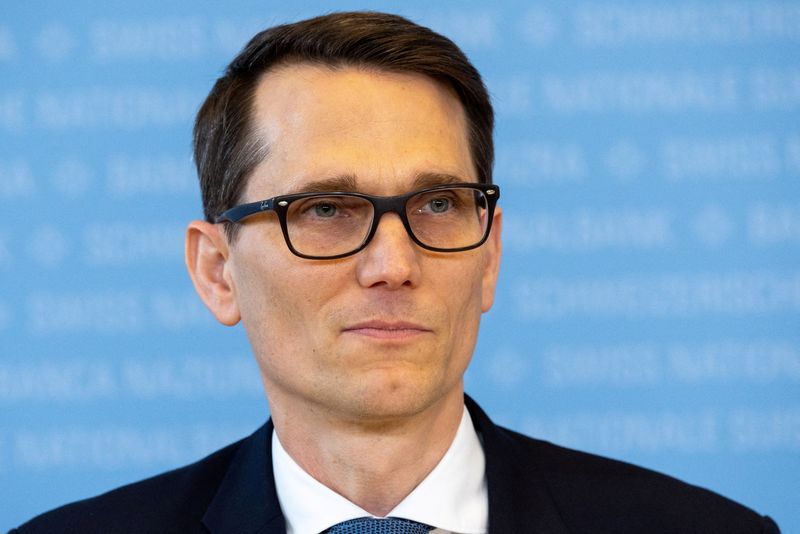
[464, 397, 778, 533]
[11, 435, 246, 534]
[498, 425, 780, 533]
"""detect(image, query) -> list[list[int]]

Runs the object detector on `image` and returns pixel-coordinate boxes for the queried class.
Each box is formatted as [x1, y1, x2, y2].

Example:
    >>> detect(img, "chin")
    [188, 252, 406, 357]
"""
[334, 372, 450, 422]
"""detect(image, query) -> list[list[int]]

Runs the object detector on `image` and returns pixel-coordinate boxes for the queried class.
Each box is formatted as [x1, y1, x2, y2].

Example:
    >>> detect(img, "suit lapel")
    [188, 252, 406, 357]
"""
[202, 421, 286, 534]
[466, 396, 571, 533]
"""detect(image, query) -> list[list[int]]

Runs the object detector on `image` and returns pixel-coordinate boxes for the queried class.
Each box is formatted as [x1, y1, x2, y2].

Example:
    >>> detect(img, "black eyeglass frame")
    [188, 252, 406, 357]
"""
[215, 182, 500, 260]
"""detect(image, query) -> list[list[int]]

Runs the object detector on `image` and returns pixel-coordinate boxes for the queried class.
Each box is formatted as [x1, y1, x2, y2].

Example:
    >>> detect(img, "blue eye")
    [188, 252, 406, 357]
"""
[428, 198, 451, 213]
[313, 203, 337, 217]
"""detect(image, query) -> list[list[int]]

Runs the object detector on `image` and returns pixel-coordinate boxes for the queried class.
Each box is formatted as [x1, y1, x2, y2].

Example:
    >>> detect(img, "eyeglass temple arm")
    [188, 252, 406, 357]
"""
[215, 198, 276, 223]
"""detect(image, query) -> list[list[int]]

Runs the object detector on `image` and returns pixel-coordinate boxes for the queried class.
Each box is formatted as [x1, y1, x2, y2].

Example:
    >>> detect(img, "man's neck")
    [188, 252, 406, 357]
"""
[269, 389, 465, 516]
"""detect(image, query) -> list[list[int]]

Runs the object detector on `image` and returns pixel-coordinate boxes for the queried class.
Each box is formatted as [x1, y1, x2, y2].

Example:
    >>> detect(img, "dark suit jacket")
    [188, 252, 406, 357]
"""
[12, 396, 780, 533]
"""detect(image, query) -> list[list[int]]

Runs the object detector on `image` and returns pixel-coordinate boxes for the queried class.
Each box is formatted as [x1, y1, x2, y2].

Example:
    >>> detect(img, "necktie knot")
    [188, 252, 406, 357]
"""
[326, 517, 434, 533]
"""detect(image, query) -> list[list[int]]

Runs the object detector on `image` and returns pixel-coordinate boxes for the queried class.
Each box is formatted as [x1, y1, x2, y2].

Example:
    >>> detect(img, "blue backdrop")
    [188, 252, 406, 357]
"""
[2, 1, 799, 530]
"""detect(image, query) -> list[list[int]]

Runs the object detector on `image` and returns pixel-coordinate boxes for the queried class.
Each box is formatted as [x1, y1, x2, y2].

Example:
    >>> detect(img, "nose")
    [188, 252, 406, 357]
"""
[355, 212, 421, 289]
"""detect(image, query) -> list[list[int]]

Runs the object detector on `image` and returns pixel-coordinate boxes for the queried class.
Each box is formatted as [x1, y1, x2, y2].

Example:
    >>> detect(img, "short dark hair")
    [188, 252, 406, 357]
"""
[193, 11, 494, 241]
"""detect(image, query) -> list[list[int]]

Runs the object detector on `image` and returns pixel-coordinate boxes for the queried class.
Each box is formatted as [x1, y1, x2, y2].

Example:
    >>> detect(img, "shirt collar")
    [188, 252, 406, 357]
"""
[272, 405, 488, 534]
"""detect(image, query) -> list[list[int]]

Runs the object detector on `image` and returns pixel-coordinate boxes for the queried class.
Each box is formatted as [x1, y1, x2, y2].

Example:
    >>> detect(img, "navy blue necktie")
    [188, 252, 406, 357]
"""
[326, 517, 434, 533]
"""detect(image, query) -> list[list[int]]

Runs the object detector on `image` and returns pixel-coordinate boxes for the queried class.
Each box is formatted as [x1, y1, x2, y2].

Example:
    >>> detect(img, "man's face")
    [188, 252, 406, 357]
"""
[225, 64, 501, 421]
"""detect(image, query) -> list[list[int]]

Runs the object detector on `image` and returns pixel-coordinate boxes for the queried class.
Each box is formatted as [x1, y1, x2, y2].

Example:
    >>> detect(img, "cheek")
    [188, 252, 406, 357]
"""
[231, 250, 298, 346]
[446, 256, 487, 309]
[432, 258, 486, 344]
[232, 250, 344, 356]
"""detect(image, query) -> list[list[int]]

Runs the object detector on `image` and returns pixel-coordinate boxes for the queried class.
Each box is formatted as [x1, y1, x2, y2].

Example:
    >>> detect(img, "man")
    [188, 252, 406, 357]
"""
[14, 11, 779, 534]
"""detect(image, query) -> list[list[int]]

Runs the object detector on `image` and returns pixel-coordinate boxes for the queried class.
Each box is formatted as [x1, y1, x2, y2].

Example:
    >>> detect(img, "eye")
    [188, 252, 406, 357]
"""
[313, 202, 338, 217]
[427, 197, 451, 213]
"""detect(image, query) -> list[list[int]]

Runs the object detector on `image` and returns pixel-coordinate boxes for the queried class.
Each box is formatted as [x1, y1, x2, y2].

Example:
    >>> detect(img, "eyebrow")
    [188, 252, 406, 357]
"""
[411, 172, 468, 189]
[286, 174, 358, 194]
[287, 171, 469, 196]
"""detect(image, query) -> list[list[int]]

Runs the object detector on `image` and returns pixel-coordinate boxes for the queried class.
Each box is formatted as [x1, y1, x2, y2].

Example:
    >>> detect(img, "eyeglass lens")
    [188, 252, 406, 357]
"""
[284, 187, 489, 257]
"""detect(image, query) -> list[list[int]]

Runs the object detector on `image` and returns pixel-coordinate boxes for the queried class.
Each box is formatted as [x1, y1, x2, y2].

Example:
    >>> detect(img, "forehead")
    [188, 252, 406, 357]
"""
[245, 63, 475, 197]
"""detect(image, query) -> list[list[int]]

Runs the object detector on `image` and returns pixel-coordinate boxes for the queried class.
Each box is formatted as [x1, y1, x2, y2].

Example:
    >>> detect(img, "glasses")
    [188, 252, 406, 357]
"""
[216, 183, 500, 259]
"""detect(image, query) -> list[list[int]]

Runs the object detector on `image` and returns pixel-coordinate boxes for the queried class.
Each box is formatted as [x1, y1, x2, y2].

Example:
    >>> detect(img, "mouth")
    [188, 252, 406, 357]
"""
[341, 320, 433, 340]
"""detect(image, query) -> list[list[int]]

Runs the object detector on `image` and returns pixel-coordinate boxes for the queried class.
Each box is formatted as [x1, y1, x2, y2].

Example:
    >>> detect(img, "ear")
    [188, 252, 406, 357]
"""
[185, 220, 241, 326]
[481, 206, 502, 313]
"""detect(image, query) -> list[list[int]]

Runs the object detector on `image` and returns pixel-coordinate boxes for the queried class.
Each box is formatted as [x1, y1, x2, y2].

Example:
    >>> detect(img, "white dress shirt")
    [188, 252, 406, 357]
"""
[272, 405, 488, 534]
